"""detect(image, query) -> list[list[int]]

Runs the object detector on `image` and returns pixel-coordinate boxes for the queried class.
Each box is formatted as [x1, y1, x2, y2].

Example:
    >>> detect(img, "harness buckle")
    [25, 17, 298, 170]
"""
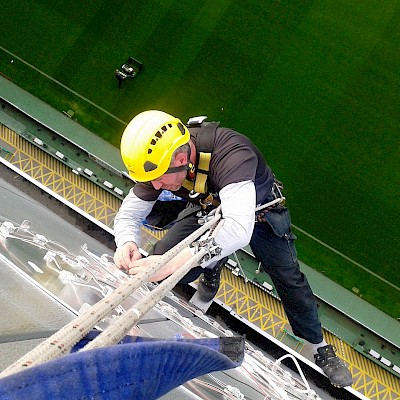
[200, 193, 214, 209]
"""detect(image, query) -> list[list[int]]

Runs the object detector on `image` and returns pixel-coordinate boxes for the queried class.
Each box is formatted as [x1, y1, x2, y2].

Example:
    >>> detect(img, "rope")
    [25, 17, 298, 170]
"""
[0, 209, 222, 378]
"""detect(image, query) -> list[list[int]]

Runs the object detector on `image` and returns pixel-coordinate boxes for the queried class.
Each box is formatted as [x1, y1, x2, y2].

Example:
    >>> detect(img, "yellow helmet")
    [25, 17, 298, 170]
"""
[120, 110, 190, 182]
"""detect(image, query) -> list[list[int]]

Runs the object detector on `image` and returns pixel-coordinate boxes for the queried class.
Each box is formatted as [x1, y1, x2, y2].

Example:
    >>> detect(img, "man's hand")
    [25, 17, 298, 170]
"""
[127, 248, 194, 282]
[127, 255, 165, 281]
[114, 241, 142, 271]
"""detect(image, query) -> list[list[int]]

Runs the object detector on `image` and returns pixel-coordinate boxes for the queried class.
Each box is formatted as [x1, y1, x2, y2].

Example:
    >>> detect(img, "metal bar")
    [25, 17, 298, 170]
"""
[255, 197, 285, 212]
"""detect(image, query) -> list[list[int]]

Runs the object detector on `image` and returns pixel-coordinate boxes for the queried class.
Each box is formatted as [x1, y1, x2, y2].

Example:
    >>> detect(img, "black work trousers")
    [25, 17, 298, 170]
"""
[153, 205, 323, 344]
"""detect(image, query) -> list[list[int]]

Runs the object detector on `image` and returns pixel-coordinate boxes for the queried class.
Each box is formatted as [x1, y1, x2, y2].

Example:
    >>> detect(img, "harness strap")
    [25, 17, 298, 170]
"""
[191, 122, 219, 194]
[195, 152, 211, 193]
[182, 178, 194, 192]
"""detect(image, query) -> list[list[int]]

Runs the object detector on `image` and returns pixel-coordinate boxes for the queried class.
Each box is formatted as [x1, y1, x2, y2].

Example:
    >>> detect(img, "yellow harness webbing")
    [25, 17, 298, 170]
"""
[181, 150, 211, 194]
[194, 151, 211, 193]
[182, 122, 219, 194]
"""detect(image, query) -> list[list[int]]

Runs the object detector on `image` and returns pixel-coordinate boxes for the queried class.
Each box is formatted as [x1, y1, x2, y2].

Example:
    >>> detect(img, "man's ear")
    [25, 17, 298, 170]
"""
[175, 151, 188, 166]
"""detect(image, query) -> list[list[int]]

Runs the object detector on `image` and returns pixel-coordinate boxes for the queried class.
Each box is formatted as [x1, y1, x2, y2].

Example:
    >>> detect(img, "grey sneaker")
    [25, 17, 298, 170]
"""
[197, 257, 227, 302]
[314, 345, 353, 388]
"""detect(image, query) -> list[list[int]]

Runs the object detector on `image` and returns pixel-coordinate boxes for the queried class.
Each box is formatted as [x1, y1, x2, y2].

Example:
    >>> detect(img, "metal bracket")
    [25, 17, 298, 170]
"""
[190, 237, 221, 264]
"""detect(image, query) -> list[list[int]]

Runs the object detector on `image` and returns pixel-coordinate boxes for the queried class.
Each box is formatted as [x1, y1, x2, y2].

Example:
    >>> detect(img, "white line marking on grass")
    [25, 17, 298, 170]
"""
[0, 45, 128, 126]
[292, 224, 400, 292]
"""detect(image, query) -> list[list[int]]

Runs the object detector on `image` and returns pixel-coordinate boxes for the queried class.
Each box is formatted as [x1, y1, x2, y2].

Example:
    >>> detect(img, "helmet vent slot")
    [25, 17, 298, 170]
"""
[177, 122, 185, 135]
[144, 161, 158, 172]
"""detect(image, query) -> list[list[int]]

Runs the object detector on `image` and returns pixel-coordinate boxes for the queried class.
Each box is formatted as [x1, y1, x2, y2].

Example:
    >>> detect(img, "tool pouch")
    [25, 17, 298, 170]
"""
[263, 206, 294, 238]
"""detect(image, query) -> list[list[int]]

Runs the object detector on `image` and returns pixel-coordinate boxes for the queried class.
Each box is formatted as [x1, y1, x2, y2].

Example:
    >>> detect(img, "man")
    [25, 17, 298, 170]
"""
[113, 110, 353, 388]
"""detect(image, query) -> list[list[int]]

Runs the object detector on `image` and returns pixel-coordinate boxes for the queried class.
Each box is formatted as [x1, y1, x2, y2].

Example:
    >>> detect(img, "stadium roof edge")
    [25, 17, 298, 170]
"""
[0, 75, 126, 172]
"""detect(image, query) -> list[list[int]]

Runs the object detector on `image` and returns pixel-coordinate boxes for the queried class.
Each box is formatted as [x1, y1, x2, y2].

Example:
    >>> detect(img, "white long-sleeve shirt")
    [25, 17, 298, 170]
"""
[113, 180, 256, 267]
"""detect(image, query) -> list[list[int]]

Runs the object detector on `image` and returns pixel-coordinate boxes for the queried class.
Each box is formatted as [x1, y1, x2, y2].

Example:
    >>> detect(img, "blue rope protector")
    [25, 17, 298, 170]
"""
[0, 333, 244, 400]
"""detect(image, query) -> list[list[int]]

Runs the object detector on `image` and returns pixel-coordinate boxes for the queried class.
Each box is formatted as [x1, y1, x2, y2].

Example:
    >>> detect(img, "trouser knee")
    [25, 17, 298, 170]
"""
[153, 239, 171, 255]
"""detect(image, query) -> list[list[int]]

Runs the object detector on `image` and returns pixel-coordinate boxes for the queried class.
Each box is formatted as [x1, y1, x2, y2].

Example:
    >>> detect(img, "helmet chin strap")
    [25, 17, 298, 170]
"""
[164, 164, 190, 174]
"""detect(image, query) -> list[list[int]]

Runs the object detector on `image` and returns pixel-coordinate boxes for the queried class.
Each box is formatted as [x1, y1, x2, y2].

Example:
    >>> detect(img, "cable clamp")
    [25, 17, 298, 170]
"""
[190, 237, 221, 263]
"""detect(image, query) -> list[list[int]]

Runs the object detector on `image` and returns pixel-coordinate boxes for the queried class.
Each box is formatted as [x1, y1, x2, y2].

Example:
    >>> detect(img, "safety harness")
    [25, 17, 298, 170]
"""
[180, 117, 286, 218]
[181, 119, 220, 212]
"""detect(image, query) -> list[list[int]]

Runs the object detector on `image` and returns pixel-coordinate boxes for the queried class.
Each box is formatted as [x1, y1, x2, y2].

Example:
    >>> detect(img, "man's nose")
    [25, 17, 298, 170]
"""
[151, 180, 163, 190]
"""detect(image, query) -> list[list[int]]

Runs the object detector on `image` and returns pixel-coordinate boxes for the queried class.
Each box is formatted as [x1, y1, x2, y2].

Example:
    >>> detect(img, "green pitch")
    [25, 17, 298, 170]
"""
[0, 0, 399, 317]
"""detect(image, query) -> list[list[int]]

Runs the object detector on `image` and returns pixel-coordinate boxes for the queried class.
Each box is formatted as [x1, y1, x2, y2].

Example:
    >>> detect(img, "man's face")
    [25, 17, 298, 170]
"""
[150, 153, 187, 191]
